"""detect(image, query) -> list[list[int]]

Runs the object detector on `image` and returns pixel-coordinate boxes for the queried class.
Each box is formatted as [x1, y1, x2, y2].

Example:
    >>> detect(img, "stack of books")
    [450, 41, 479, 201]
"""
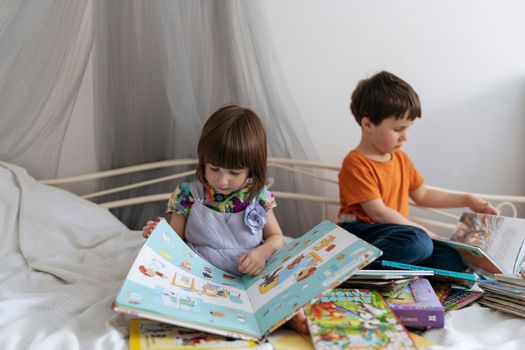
[478, 274, 525, 317]
[341, 269, 433, 297]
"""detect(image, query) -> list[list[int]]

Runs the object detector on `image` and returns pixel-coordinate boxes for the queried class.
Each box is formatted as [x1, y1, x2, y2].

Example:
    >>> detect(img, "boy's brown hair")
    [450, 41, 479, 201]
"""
[350, 71, 421, 125]
[196, 104, 267, 200]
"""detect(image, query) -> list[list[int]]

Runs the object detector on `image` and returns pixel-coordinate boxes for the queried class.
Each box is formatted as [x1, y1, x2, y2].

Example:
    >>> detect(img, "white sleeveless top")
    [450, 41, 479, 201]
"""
[184, 181, 264, 275]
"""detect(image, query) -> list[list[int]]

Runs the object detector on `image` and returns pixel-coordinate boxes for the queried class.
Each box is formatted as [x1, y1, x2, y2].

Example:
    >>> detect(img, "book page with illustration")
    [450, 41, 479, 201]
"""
[114, 220, 381, 339]
[449, 213, 525, 274]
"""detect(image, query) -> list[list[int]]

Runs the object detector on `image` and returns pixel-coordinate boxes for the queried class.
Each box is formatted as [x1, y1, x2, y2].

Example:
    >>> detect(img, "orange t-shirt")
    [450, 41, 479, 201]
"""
[338, 149, 424, 224]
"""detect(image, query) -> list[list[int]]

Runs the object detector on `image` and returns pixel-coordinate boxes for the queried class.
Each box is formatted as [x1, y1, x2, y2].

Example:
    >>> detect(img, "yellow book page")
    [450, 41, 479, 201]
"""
[269, 329, 314, 350]
[408, 331, 435, 350]
[129, 319, 260, 350]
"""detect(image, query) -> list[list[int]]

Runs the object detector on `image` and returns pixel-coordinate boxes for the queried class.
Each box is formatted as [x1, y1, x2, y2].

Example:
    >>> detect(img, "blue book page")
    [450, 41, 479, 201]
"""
[241, 221, 382, 335]
[115, 219, 261, 337]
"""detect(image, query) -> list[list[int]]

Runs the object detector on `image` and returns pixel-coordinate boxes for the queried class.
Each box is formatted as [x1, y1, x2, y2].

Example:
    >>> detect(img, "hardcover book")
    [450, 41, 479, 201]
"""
[381, 260, 479, 288]
[442, 289, 482, 312]
[304, 289, 416, 349]
[433, 213, 525, 275]
[129, 319, 269, 350]
[114, 219, 381, 340]
[384, 278, 444, 328]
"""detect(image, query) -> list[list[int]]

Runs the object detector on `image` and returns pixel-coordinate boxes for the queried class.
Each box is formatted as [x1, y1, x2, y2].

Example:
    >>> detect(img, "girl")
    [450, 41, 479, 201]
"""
[143, 104, 284, 276]
[143, 105, 308, 334]
[143, 105, 308, 333]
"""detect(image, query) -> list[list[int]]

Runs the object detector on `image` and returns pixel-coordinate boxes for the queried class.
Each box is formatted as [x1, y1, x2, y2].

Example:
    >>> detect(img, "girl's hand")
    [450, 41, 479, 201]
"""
[287, 309, 309, 334]
[467, 195, 499, 215]
[142, 216, 163, 239]
[238, 248, 266, 275]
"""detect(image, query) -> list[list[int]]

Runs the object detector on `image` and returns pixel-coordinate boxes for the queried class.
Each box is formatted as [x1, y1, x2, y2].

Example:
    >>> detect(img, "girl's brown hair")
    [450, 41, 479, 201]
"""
[195, 105, 267, 200]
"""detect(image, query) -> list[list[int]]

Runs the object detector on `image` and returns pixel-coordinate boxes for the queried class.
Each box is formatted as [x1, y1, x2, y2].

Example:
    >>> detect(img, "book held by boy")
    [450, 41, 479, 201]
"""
[304, 288, 416, 349]
[433, 212, 525, 275]
[114, 219, 382, 340]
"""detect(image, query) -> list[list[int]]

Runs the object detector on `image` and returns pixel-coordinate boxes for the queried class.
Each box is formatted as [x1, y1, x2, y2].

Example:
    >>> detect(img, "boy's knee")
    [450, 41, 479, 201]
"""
[404, 227, 433, 262]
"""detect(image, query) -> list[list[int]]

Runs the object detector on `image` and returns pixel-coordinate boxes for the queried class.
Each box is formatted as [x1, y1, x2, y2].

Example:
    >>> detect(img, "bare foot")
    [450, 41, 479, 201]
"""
[286, 309, 309, 334]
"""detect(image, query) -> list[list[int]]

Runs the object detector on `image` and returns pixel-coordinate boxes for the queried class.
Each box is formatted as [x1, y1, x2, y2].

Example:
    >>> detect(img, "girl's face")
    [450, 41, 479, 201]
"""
[204, 164, 249, 195]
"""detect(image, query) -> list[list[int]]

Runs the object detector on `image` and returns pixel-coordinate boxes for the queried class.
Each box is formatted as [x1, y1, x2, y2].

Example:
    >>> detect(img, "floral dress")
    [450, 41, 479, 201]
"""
[166, 181, 276, 217]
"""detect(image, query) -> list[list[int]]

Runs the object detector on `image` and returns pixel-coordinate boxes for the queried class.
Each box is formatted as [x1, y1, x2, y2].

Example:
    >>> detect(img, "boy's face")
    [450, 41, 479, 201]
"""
[363, 114, 414, 155]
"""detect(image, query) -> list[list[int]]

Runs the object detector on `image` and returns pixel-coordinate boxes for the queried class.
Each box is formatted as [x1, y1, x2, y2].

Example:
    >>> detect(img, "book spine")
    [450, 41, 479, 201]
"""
[381, 260, 477, 281]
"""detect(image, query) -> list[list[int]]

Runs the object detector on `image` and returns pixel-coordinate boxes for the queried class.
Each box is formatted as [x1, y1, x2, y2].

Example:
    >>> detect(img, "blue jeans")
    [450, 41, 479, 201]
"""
[341, 222, 464, 272]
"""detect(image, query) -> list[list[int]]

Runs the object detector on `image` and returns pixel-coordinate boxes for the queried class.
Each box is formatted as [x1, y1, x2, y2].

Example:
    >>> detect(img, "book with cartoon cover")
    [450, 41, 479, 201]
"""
[304, 289, 416, 349]
[114, 219, 381, 340]
[433, 213, 525, 275]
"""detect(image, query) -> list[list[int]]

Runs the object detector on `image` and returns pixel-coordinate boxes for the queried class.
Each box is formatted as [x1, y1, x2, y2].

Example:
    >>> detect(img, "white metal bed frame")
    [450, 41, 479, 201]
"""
[40, 158, 524, 231]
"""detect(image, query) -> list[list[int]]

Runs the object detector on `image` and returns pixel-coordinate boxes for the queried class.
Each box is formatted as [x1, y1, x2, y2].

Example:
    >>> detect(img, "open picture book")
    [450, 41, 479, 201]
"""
[113, 219, 382, 340]
[433, 212, 525, 275]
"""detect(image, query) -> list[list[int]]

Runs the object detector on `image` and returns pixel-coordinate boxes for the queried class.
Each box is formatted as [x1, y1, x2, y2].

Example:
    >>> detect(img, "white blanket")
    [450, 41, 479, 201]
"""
[0, 162, 142, 350]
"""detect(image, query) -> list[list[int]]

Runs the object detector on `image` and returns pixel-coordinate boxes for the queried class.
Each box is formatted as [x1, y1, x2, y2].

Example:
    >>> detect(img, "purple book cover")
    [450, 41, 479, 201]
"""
[385, 278, 444, 328]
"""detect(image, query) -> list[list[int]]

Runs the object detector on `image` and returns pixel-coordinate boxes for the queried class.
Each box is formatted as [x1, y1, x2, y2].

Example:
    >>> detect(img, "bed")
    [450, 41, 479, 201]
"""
[2, 159, 525, 349]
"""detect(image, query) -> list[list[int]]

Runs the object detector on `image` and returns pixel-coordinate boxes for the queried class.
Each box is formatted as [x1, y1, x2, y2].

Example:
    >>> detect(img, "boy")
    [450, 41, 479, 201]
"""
[339, 71, 499, 271]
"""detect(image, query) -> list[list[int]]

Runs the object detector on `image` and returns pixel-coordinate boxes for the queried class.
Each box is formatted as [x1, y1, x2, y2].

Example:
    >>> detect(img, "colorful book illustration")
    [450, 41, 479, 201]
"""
[442, 289, 483, 312]
[304, 289, 416, 349]
[433, 213, 525, 275]
[129, 319, 268, 350]
[430, 282, 452, 305]
[114, 220, 382, 340]
[381, 260, 480, 288]
[384, 278, 444, 329]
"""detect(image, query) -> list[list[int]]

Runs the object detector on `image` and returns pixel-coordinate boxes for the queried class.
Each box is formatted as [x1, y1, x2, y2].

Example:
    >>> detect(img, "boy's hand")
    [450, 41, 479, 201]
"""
[142, 216, 163, 239]
[238, 248, 266, 275]
[467, 195, 499, 215]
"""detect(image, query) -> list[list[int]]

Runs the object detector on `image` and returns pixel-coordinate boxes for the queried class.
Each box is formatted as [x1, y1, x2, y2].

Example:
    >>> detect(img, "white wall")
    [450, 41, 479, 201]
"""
[61, 1, 525, 207]
[264, 0, 525, 199]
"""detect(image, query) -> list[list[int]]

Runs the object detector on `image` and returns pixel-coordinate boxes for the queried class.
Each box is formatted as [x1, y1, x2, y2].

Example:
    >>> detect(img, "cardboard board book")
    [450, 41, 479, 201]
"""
[114, 219, 381, 340]
[384, 278, 444, 328]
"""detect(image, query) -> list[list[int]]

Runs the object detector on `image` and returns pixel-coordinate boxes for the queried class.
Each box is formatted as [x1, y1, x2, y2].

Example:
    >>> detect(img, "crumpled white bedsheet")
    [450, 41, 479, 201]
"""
[0, 162, 143, 350]
[423, 302, 525, 349]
